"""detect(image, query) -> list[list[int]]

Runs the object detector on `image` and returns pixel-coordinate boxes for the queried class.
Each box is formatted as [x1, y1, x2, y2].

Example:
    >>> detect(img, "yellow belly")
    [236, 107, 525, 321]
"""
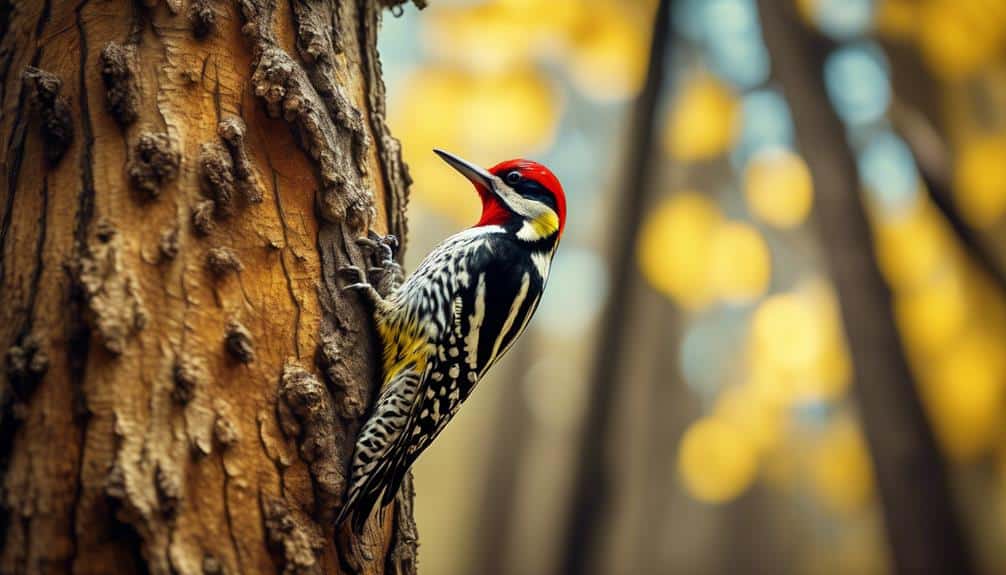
[377, 316, 429, 389]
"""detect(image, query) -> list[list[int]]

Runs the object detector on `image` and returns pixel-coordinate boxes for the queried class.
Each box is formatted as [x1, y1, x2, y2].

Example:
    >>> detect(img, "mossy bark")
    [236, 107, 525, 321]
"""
[0, 1, 417, 573]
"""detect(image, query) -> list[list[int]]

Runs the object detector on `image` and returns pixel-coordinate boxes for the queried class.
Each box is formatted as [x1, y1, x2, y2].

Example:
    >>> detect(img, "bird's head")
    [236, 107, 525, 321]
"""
[434, 149, 566, 243]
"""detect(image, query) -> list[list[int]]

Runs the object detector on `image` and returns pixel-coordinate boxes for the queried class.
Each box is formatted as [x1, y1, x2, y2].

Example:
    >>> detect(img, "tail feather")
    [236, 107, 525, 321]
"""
[337, 367, 423, 532]
[380, 449, 415, 508]
[337, 444, 403, 533]
[351, 483, 385, 533]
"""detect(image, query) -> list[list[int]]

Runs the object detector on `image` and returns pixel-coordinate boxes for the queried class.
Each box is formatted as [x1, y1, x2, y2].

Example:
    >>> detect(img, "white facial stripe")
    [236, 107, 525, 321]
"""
[495, 182, 539, 217]
[493, 179, 560, 240]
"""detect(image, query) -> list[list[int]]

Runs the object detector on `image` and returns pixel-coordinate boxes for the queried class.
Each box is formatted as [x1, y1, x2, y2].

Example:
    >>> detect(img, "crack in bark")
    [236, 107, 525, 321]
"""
[68, 5, 98, 569]
[358, 0, 410, 258]
[73, 0, 96, 252]
[220, 452, 245, 574]
[271, 171, 304, 358]
[0, 56, 34, 290]
[0, 2, 50, 294]
[2, 171, 51, 450]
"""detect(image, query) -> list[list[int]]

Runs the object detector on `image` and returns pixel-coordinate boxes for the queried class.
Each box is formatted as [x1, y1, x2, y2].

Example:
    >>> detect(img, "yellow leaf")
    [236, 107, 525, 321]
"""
[751, 292, 825, 377]
[873, 205, 951, 290]
[921, 329, 1006, 462]
[566, 3, 651, 101]
[810, 418, 875, 514]
[422, 0, 580, 71]
[678, 417, 758, 503]
[390, 66, 560, 223]
[715, 385, 784, 454]
[637, 192, 721, 309]
[875, 0, 919, 39]
[954, 135, 1006, 229]
[894, 270, 969, 354]
[918, 0, 1006, 79]
[708, 221, 772, 303]
[744, 148, 814, 229]
[664, 75, 740, 161]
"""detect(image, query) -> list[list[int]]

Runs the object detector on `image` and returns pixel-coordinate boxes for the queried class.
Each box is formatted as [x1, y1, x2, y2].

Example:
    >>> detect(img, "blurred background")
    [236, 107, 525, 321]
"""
[378, 0, 1006, 573]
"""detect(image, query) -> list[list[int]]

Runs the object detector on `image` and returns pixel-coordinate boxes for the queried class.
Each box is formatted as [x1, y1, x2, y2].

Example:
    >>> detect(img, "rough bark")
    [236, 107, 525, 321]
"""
[756, 1, 974, 573]
[0, 1, 417, 574]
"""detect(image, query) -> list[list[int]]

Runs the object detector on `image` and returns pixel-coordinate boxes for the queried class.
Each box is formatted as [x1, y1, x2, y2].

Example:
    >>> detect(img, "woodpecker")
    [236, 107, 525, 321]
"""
[336, 149, 566, 532]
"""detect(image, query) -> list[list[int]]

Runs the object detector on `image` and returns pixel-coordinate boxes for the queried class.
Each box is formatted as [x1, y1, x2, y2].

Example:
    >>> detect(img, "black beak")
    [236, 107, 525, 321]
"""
[434, 149, 495, 192]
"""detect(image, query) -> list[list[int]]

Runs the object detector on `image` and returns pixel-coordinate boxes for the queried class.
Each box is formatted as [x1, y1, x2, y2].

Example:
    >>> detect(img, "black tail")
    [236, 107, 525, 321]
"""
[337, 455, 400, 534]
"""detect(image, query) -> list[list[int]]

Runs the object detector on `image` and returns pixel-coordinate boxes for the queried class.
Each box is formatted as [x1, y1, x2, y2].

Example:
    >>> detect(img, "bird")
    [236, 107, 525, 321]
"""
[336, 149, 566, 532]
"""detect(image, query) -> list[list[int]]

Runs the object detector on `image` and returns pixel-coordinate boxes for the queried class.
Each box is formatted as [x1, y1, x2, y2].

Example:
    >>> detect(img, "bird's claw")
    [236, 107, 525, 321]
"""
[339, 265, 367, 285]
[356, 233, 399, 267]
[339, 266, 381, 306]
[353, 232, 404, 297]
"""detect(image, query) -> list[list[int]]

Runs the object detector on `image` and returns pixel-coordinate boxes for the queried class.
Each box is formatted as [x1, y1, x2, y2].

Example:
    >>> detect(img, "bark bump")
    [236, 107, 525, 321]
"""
[4, 333, 49, 399]
[99, 41, 139, 127]
[235, 0, 374, 231]
[75, 219, 148, 355]
[192, 199, 216, 235]
[262, 495, 324, 575]
[205, 246, 244, 278]
[278, 362, 344, 524]
[218, 116, 265, 204]
[315, 332, 366, 420]
[225, 319, 255, 364]
[189, 0, 217, 39]
[172, 355, 205, 405]
[199, 142, 238, 218]
[22, 66, 73, 166]
[158, 225, 180, 261]
[128, 132, 181, 200]
[213, 411, 239, 448]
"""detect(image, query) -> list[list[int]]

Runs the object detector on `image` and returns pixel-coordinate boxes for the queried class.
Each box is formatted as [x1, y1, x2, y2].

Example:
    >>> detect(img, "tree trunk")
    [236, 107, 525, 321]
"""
[0, 1, 418, 574]
[756, 1, 973, 573]
[883, 42, 1006, 295]
[556, 1, 672, 573]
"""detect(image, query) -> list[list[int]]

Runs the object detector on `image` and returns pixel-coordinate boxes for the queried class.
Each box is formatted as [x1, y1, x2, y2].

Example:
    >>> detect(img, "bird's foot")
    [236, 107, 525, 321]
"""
[339, 265, 382, 306]
[355, 232, 404, 297]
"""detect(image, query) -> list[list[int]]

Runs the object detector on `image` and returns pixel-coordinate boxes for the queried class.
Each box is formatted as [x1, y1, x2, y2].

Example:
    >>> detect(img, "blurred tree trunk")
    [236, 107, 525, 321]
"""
[469, 341, 533, 575]
[756, 1, 974, 573]
[557, 1, 672, 573]
[0, 1, 418, 574]
[884, 41, 1006, 294]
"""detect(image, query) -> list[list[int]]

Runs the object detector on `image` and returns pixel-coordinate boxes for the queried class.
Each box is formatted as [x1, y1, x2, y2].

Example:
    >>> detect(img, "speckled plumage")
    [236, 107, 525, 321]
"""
[337, 152, 565, 532]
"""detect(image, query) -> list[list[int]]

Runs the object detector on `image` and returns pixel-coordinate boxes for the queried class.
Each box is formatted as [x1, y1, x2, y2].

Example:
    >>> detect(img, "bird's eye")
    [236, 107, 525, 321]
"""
[505, 171, 521, 184]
